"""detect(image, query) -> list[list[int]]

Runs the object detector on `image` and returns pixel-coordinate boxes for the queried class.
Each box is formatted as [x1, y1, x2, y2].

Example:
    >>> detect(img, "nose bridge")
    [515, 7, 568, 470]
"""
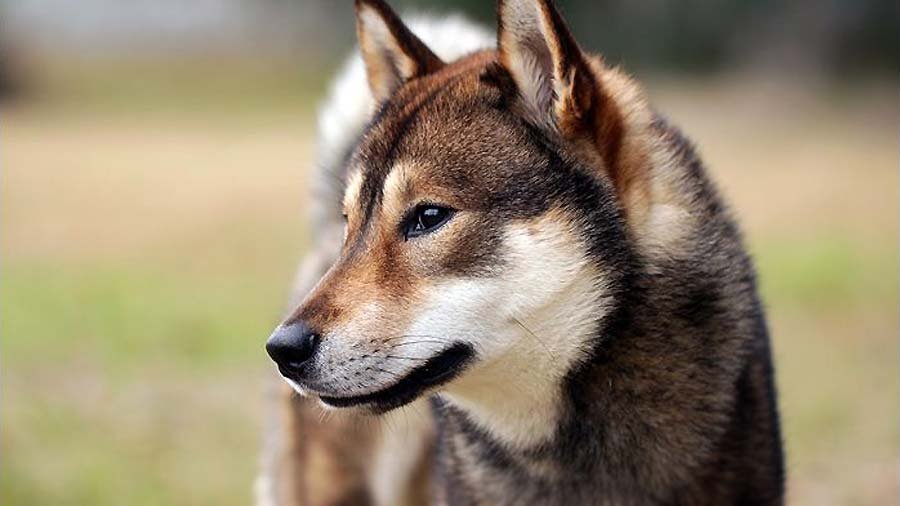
[288, 245, 377, 332]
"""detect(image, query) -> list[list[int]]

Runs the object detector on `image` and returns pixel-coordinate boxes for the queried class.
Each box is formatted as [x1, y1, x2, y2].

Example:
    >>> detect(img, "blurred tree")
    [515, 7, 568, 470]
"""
[386, 0, 898, 76]
[0, 42, 27, 102]
[2, 0, 895, 79]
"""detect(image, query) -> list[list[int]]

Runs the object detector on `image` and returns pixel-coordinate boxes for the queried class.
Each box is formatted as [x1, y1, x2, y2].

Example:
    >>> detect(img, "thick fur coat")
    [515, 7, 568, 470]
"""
[259, 2, 784, 505]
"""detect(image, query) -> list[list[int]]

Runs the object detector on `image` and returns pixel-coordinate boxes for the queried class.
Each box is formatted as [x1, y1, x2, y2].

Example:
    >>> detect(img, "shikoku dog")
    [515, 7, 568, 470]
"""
[261, 1, 785, 505]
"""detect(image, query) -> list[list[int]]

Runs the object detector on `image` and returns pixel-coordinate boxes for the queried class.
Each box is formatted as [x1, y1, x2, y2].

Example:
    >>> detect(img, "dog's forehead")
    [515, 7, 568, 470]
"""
[344, 82, 540, 216]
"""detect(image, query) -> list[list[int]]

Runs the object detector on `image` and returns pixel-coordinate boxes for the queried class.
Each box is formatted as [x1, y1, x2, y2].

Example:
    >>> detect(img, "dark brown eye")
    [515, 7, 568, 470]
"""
[404, 205, 453, 240]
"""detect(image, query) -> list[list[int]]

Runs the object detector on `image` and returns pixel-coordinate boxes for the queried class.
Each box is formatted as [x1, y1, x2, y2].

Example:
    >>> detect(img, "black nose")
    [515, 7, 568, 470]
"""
[266, 321, 320, 374]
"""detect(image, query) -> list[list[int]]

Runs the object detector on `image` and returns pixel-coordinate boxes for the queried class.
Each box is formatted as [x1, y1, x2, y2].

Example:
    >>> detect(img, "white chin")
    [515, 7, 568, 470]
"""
[282, 377, 309, 396]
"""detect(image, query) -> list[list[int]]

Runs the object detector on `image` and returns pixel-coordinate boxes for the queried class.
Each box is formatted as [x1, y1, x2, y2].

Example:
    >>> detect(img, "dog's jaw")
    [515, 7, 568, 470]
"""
[437, 213, 613, 449]
[318, 343, 475, 413]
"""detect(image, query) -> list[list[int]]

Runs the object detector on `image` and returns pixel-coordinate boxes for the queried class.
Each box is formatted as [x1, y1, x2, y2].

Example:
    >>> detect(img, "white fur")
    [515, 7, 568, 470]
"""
[505, 51, 555, 128]
[313, 301, 404, 396]
[281, 376, 308, 396]
[368, 404, 433, 506]
[419, 214, 612, 448]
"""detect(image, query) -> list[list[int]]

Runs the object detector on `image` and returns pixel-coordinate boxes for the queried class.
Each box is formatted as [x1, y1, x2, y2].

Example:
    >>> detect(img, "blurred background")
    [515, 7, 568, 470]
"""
[1, 0, 896, 504]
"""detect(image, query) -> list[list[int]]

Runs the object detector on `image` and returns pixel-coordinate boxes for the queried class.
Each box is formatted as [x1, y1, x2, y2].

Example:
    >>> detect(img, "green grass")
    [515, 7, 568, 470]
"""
[5, 264, 274, 370]
[1, 260, 286, 505]
[754, 235, 898, 309]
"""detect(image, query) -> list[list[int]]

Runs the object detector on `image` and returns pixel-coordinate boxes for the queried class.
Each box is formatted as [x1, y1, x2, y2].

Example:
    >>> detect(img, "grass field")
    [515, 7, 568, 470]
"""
[2, 65, 897, 504]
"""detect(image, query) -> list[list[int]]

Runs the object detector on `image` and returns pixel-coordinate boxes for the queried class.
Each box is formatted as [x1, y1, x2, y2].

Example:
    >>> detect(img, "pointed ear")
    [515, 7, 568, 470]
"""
[355, 0, 444, 103]
[497, 0, 596, 136]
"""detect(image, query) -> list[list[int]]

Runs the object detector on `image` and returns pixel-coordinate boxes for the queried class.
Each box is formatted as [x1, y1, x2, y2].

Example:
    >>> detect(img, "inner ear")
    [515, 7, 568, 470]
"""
[498, 1, 557, 115]
[497, 0, 595, 134]
[356, 0, 444, 103]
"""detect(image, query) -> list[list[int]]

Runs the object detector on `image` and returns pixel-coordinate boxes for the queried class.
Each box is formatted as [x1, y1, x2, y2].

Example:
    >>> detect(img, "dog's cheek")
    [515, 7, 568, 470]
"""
[402, 277, 507, 354]
[434, 214, 505, 278]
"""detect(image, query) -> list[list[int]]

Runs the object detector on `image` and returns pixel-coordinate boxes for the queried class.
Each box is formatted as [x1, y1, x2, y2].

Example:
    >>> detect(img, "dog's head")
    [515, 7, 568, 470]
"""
[268, 0, 649, 413]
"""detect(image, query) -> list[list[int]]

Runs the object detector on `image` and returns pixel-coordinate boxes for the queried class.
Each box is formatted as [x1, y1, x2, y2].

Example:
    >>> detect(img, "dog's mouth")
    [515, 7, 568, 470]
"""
[318, 342, 475, 413]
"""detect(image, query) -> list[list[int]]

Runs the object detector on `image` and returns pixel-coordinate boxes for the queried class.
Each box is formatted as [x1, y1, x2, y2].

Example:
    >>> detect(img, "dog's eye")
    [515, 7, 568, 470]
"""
[404, 205, 453, 240]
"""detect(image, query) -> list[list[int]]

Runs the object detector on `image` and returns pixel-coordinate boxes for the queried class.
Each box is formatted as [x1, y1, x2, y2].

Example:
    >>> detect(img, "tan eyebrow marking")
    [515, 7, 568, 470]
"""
[343, 169, 365, 214]
[381, 163, 412, 219]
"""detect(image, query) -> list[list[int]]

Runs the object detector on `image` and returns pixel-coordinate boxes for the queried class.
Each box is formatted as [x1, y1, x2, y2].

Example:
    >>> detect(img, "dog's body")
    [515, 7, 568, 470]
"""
[260, 1, 784, 505]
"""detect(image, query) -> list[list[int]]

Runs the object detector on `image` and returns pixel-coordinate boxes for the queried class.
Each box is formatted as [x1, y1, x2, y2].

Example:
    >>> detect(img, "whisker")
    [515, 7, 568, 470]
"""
[513, 317, 557, 362]
[374, 367, 402, 378]
[381, 334, 447, 343]
[317, 407, 332, 424]
[386, 340, 447, 348]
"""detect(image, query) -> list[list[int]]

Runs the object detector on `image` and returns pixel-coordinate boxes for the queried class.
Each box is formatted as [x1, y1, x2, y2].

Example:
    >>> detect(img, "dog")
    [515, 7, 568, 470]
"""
[261, 0, 785, 504]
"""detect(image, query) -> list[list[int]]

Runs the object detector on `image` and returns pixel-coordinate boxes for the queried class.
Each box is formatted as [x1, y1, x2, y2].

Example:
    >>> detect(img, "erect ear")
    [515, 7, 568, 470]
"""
[497, 0, 598, 137]
[355, 0, 444, 103]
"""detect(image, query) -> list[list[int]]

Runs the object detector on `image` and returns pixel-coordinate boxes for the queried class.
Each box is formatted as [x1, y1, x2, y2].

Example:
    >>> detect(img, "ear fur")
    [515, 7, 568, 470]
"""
[355, 0, 445, 103]
[498, 0, 624, 181]
[497, 0, 597, 135]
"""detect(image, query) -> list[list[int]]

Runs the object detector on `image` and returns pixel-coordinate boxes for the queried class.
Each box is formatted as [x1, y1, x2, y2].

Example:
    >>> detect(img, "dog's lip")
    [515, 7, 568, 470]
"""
[318, 342, 475, 413]
[277, 363, 305, 379]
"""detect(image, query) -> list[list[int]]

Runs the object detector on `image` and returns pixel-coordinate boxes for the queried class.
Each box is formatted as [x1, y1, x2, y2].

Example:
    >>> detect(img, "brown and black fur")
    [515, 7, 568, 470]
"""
[262, 1, 784, 504]
[429, 110, 784, 503]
